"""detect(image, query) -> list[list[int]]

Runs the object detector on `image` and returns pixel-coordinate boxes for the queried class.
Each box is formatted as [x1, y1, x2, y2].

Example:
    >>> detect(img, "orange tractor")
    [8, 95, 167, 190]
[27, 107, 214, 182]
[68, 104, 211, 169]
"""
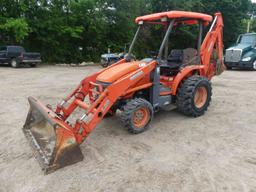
[23, 11, 225, 174]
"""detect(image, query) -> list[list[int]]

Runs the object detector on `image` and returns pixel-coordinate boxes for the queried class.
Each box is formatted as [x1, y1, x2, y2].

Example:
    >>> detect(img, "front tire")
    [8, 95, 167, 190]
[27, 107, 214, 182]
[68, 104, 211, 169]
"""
[100, 61, 109, 68]
[252, 60, 256, 71]
[176, 75, 212, 117]
[10, 58, 19, 68]
[225, 65, 232, 70]
[121, 98, 153, 134]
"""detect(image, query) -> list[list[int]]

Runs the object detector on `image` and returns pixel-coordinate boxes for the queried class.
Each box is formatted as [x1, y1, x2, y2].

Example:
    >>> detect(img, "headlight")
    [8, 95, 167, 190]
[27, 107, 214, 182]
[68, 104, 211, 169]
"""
[242, 57, 251, 62]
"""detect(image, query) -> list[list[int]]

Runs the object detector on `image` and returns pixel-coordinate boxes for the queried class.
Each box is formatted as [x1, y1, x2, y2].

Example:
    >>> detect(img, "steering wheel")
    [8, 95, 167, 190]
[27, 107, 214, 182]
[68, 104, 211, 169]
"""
[149, 51, 158, 59]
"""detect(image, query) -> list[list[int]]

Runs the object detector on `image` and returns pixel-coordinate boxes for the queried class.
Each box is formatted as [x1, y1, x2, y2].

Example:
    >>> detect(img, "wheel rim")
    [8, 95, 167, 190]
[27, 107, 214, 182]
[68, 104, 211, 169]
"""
[253, 61, 256, 70]
[11, 60, 17, 67]
[132, 107, 150, 129]
[194, 86, 208, 108]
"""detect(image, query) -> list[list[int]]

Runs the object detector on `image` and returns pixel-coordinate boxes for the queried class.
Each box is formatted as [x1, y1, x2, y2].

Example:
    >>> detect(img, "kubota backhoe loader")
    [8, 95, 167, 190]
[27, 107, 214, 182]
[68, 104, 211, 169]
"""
[23, 11, 225, 174]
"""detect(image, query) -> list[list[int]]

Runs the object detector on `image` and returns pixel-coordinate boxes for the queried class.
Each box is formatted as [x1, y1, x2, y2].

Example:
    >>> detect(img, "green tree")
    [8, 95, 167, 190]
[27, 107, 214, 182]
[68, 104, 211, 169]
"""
[0, 0, 253, 63]
[0, 18, 29, 43]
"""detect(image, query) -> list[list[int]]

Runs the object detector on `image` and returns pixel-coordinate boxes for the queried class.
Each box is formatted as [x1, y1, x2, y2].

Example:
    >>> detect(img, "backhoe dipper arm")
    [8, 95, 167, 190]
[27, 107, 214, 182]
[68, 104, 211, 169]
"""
[200, 12, 225, 78]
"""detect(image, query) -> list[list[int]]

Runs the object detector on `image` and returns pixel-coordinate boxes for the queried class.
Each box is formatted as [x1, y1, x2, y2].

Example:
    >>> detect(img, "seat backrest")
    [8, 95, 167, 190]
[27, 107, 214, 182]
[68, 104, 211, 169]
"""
[167, 49, 183, 62]
[182, 48, 198, 65]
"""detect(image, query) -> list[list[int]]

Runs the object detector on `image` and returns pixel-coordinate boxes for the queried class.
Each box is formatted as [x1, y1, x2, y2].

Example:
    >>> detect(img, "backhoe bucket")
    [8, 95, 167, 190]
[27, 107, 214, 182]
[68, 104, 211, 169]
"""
[23, 97, 84, 174]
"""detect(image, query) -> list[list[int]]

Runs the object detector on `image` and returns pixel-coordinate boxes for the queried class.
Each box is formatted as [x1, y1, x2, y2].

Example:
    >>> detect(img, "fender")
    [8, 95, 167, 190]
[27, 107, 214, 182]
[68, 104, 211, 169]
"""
[171, 65, 205, 95]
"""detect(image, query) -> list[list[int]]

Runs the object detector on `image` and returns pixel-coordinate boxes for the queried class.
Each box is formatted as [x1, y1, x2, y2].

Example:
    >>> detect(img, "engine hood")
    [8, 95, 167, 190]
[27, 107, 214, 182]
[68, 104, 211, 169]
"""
[97, 59, 152, 83]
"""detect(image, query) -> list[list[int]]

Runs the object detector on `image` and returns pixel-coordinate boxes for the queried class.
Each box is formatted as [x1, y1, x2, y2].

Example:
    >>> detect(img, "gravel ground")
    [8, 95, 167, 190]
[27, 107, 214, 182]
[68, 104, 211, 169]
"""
[0, 65, 256, 192]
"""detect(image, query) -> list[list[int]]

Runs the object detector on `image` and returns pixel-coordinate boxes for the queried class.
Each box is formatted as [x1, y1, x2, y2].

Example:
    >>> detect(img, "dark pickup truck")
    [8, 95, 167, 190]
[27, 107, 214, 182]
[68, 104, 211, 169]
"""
[0, 46, 41, 68]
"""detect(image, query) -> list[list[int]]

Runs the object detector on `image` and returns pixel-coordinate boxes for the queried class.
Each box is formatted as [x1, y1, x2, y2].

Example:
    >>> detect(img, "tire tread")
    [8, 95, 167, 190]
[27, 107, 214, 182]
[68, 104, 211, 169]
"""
[176, 75, 212, 117]
[121, 98, 153, 134]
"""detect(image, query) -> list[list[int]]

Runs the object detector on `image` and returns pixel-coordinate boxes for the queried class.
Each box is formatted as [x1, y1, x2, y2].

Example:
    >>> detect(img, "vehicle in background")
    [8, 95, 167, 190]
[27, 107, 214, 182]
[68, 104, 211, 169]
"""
[100, 52, 125, 68]
[0, 46, 41, 68]
[100, 44, 130, 68]
[225, 33, 256, 70]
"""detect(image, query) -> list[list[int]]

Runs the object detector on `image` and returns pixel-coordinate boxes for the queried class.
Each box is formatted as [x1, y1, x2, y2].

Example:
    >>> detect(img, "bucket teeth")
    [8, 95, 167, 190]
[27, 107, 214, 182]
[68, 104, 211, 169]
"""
[23, 97, 84, 174]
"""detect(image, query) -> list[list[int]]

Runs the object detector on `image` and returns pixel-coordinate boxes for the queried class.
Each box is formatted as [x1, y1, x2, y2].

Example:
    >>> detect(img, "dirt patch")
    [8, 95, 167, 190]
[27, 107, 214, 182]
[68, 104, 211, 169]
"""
[0, 66, 256, 192]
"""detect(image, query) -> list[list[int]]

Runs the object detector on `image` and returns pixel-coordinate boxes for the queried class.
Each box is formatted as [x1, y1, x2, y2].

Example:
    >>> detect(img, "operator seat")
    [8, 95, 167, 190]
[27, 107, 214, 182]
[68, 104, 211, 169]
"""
[160, 49, 183, 76]
[182, 48, 198, 65]
[160, 48, 198, 76]
[167, 49, 183, 68]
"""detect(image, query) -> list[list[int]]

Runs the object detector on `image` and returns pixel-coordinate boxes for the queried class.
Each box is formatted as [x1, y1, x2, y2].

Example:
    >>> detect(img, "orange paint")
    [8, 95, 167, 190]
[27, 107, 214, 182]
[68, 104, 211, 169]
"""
[135, 11, 213, 25]
[23, 11, 225, 173]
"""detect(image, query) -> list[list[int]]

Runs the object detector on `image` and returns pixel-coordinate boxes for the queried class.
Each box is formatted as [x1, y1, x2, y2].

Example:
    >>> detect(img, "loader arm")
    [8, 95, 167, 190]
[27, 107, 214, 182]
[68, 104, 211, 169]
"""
[23, 60, 156, 173]
[57, 61, 157, 144]
[79, 64, 156, 142]
[200, 12, 225, 79]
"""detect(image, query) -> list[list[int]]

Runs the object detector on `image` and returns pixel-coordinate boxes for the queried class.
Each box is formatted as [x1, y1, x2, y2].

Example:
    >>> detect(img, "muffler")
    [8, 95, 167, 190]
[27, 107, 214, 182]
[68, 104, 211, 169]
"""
[23, 97, 84, 174]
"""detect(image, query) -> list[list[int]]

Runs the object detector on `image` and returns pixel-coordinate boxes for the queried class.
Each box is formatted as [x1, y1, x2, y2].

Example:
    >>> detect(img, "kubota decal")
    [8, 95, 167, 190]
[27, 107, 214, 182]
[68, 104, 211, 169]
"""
[139, 63, 147, 67]
[130, 71, 144, 80]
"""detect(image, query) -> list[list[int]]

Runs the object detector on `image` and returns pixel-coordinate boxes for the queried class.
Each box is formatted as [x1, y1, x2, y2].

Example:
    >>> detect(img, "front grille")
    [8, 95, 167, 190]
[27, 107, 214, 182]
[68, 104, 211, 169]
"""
[225, 49, 242, 62]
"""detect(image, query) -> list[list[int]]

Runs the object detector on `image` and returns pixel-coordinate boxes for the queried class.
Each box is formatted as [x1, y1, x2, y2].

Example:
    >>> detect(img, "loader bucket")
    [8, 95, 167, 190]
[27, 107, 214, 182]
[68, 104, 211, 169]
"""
[23, 97, 84, 174]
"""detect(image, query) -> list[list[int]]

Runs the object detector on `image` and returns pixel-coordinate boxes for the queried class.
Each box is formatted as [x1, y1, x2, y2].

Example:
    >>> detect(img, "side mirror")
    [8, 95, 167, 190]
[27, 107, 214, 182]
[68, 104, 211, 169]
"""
[236, 35, 241, 44]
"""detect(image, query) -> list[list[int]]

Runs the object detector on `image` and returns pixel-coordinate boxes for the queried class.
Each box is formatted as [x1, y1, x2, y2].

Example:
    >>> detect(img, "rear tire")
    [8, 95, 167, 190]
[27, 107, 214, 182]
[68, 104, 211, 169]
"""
[176, 75, 212, 117]
[10, 58, 19, 68]
[29, 63, 37, 68]
[121, 98, 153, 134]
